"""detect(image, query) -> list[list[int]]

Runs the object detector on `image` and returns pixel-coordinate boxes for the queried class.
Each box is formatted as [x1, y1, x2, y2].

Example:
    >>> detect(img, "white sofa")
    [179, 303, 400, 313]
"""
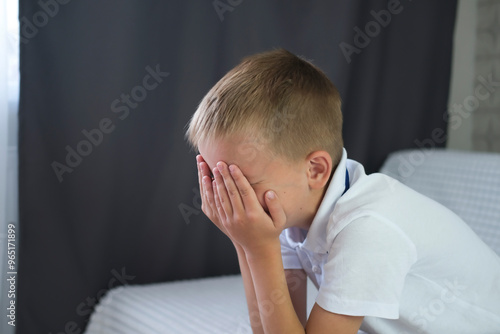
[84, 149, 500, 334]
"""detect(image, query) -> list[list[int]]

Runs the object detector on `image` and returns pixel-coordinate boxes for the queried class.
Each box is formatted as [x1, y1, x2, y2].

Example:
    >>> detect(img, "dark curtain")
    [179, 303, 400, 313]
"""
[17, 0, 457, 332]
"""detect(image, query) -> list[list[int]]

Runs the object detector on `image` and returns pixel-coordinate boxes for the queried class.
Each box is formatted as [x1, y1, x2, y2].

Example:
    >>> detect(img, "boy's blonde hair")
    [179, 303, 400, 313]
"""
[186, 49, 343, 166]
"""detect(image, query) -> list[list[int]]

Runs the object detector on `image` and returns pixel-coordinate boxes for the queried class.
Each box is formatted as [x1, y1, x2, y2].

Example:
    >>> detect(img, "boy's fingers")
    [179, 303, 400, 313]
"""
[202, 175, 214, 213]
[197, 159, 209, 191]
[228, 164, 261, 212]
[198, 164, 213, 219]
[197, 159, 205, 203]
[199, 161, 212, 180]
[197, 156, 211, 189]
[204, 177, 226, 231]
[197, 159, 213, 212]
[265, 190, 286, 229]
[196, 155, 212, 180]
[199, 162, 215, 201]
[216, 162, 245, 213]
[213, 167, 234, 218]
[197, 155, 229, 234]
[213, 180, 227, 223]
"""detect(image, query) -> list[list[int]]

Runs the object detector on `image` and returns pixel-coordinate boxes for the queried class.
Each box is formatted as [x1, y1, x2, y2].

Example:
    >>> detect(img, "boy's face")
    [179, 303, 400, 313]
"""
[198, 136, 318, 229]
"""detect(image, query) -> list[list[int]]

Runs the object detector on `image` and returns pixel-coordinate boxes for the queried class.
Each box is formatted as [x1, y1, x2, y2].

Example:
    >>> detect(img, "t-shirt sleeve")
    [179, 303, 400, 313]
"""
[316, 215, 417, 319]
[279, 228, 303, 270]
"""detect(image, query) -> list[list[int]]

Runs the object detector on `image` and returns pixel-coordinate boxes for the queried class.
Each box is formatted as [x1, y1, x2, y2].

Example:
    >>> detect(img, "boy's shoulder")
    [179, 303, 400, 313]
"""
[334, 160, 454, 221]
[325, 159, 473, 249]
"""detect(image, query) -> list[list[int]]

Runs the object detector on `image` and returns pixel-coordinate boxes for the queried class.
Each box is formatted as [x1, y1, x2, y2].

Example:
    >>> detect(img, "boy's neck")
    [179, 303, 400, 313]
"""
[295, 177, 332, 231]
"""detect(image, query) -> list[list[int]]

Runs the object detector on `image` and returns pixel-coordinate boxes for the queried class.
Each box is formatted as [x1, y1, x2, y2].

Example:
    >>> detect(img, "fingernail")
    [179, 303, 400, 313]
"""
[229, 165, 236, 173]
[266, 191, 275, 200]
[217, 162, 224, 171]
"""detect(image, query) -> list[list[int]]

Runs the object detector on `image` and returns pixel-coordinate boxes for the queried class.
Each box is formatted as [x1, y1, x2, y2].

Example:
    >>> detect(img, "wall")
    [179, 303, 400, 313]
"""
[473, 0, 500, 151]
[447, 0, 500, 152]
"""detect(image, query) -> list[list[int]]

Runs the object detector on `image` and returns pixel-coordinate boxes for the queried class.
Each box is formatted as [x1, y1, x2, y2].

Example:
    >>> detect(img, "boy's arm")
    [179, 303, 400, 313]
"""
[239, 240, 309, 332]
[212, 162, 364, 333]
[239, 246, 308, 332]
[235, 244, 265, 334]
[247, 245, 363, 333]
[286, 269, 307, 327]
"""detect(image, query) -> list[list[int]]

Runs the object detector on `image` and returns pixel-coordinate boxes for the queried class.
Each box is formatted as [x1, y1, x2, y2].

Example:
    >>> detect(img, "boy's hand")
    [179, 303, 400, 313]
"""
[211, 161, 287, 257]
[197, 155, 230, 237]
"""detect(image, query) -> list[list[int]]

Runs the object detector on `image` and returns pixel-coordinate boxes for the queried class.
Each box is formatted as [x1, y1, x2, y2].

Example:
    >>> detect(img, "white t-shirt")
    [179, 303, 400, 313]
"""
[280, 149, 500, 333]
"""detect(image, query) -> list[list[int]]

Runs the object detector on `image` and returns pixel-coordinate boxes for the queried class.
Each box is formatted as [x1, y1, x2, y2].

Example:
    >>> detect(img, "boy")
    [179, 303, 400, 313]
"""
[186, 49, 500, 333]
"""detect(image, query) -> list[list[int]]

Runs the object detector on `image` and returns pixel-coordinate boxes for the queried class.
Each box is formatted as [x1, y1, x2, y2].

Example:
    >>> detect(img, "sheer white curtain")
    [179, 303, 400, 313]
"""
[1, 1, 19, 334]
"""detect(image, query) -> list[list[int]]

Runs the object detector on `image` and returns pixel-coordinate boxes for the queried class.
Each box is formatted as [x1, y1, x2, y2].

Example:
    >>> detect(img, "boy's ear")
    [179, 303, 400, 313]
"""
[305, 151, 333, 189]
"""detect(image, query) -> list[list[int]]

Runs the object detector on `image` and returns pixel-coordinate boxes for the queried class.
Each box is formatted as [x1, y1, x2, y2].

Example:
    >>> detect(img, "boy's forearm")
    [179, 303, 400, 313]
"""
[234, 244, 265, 334]
[245, 241, 305, 334]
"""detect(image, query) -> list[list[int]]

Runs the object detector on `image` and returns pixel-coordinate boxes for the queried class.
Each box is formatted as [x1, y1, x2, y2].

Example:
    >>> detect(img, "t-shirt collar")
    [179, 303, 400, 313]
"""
[302, 148, 348, 254]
